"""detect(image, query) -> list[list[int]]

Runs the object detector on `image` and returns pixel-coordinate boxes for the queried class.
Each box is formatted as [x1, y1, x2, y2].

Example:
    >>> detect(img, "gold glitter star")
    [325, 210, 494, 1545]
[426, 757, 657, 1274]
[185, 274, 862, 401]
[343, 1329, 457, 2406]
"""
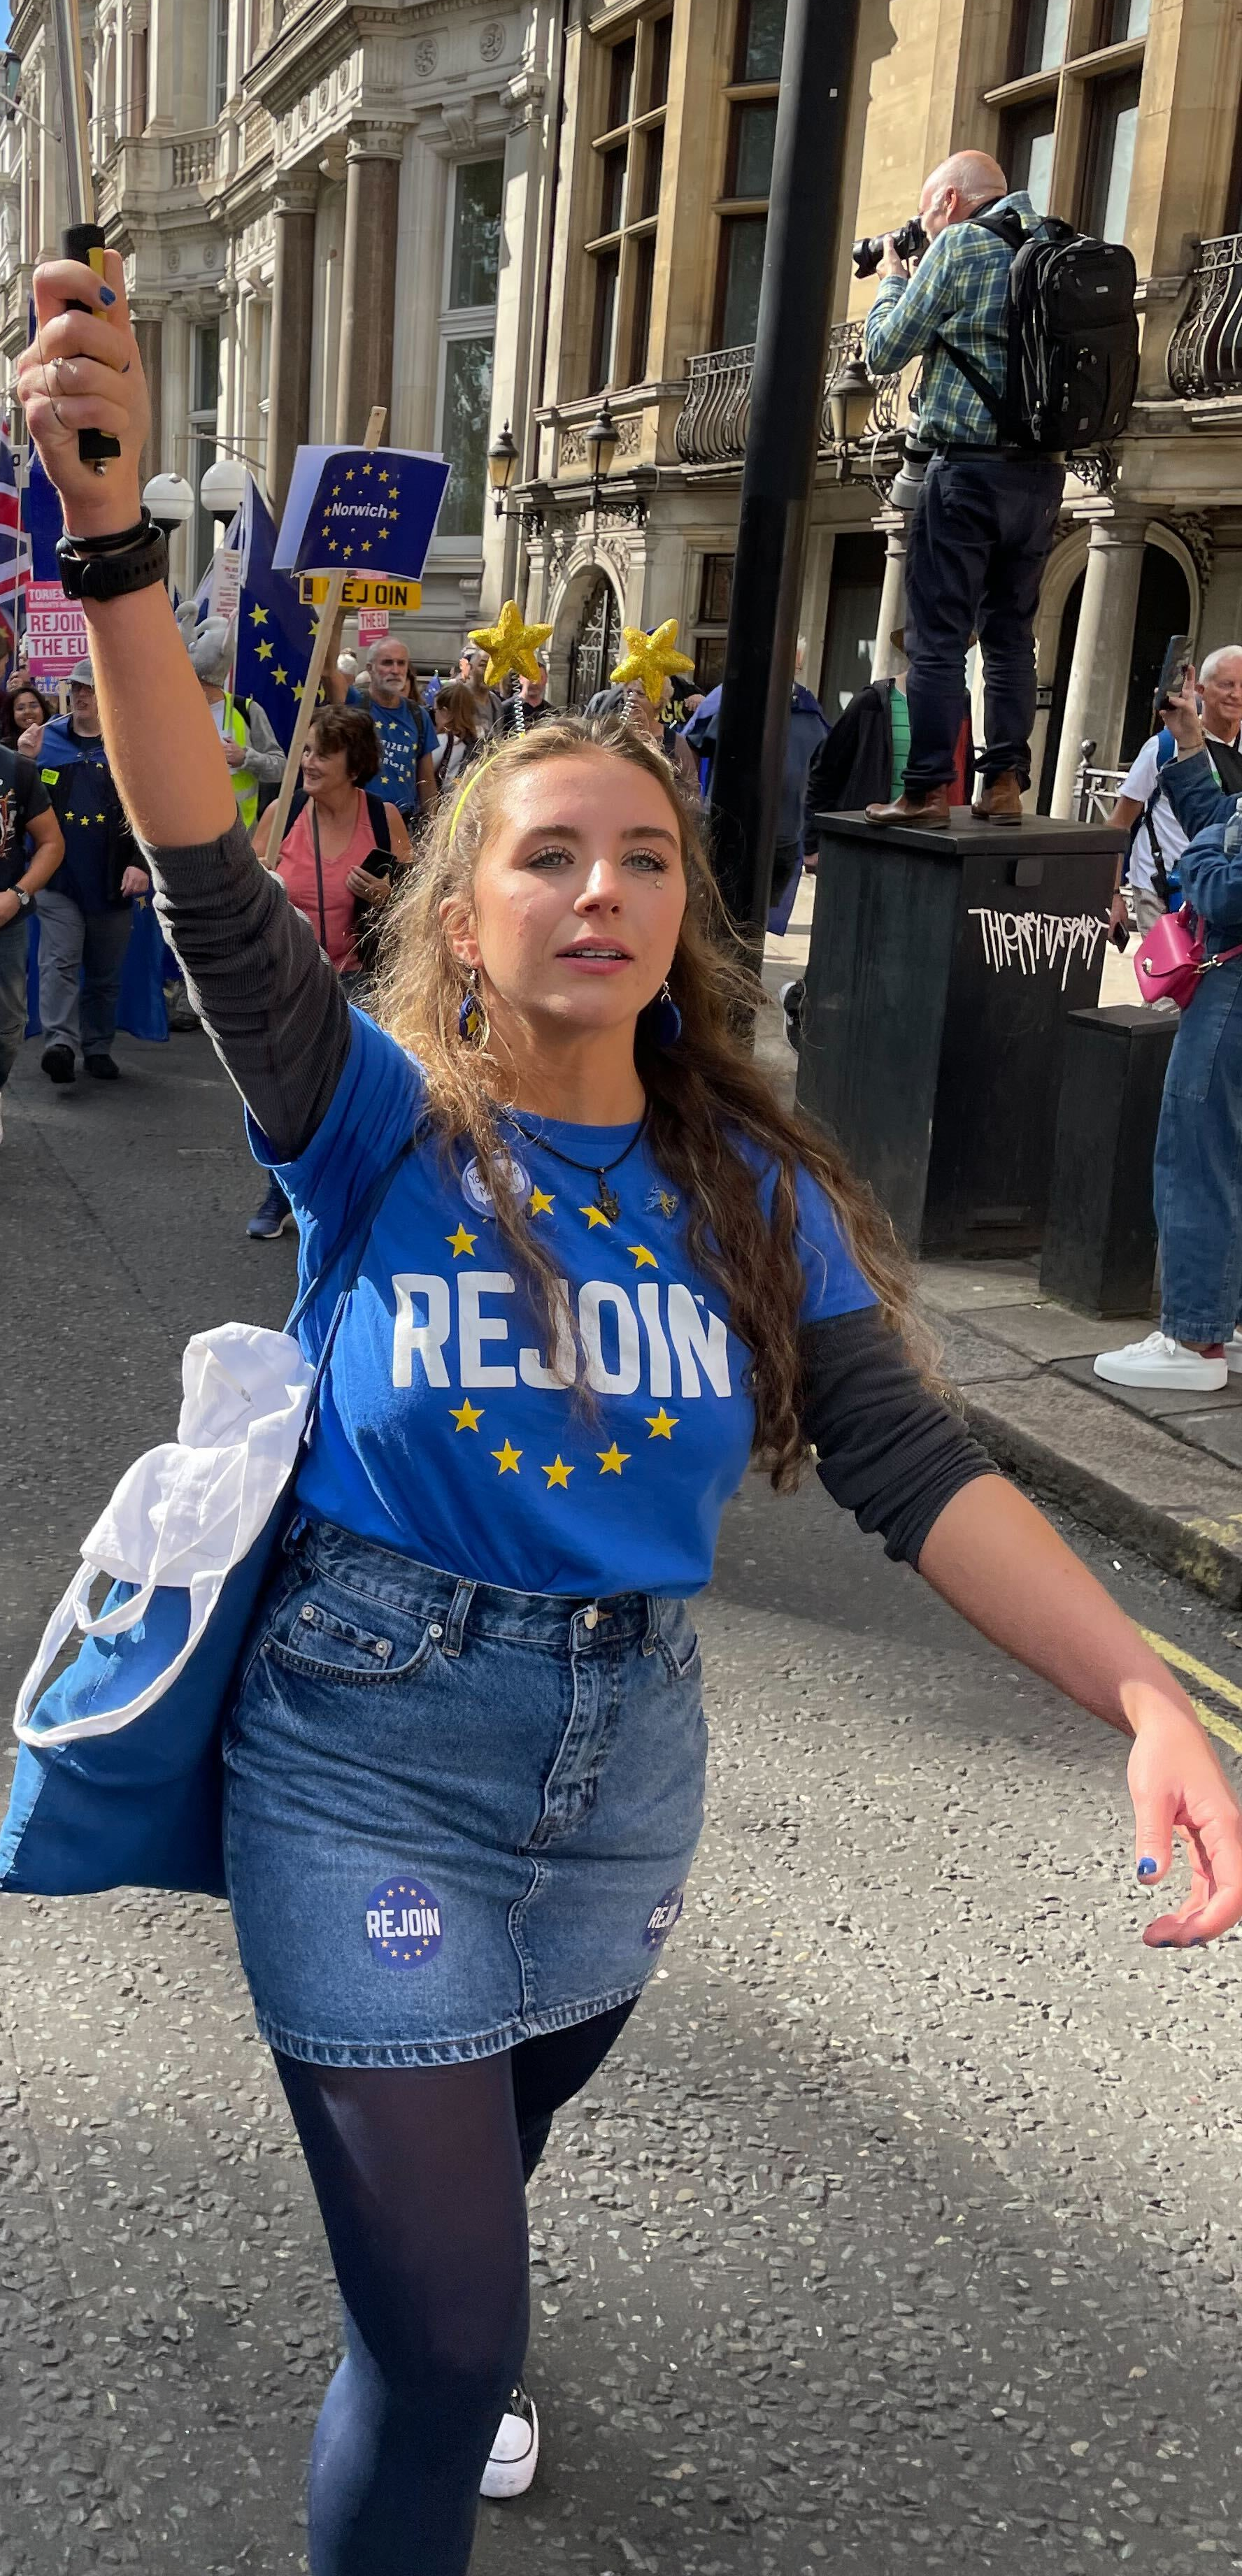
[450, 1398, 484, 1432]
[611, 617, 697, 707]
[469, 599, 554, 689]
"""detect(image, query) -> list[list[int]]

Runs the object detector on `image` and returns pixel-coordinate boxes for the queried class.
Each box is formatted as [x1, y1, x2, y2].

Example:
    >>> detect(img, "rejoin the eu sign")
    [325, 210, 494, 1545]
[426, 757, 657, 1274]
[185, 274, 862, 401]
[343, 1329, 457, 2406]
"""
[273, 445, 451, 580]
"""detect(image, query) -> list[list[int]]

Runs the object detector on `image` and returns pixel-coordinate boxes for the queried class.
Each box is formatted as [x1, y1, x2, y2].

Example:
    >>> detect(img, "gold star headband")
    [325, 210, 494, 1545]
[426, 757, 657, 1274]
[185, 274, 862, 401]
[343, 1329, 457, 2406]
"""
[610, 617, 697, 707]
[469, 599, 555, 689]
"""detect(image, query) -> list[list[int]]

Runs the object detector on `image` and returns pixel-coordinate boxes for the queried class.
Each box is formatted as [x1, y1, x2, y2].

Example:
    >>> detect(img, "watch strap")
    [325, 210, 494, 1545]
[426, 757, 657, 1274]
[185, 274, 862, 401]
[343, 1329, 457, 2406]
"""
[56, 522, 169, 603]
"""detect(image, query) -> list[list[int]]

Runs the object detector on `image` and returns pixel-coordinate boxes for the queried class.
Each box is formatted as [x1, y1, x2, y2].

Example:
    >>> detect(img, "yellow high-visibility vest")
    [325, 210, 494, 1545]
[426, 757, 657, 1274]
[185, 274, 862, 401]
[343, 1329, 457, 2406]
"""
[221, 695, 258, 829]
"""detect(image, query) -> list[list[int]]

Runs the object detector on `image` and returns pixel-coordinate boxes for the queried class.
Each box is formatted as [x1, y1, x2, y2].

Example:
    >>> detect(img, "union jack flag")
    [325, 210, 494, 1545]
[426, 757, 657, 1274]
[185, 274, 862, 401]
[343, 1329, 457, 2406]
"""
[0, 422, 31, 653]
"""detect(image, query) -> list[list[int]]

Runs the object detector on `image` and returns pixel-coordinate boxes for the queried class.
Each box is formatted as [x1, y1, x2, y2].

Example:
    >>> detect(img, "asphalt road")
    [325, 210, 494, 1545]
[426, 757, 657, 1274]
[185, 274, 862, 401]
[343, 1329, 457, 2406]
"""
[1, 1024, 1241, 2576]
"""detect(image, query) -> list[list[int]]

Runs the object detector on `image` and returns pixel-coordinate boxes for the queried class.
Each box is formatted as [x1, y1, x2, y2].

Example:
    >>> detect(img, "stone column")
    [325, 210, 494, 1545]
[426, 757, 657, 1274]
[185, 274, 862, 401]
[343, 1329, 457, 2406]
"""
[336, 126, 404, 444]
[267, 171, 318, 516]
[1050, 511, 1148, 818]
[131, 309, 164, 482]
[870, 510, 908, 682]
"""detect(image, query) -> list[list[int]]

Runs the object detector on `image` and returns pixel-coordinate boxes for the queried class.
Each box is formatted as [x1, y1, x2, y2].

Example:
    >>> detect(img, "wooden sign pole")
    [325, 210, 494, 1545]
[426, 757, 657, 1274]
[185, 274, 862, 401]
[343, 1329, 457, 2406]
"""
[262, 403, 387, 862]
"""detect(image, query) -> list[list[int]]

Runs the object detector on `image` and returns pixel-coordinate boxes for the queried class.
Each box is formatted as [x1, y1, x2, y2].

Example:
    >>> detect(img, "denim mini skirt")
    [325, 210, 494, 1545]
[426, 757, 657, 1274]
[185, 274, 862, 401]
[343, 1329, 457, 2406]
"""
[222, 1517, 706, 2067]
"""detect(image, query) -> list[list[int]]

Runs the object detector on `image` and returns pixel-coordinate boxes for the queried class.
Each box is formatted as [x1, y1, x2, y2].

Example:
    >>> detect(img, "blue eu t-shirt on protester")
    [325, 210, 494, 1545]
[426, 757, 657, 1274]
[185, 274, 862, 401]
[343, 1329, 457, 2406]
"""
[345, 688, 436, 810]
[248, 1012, 876, 1598]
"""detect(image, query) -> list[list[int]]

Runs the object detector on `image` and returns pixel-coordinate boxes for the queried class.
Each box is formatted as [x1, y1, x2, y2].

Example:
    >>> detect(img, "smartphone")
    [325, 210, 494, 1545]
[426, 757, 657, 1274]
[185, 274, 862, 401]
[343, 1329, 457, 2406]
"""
[1111, 922, 1130, 952]
[1155, 632, 1193, 715]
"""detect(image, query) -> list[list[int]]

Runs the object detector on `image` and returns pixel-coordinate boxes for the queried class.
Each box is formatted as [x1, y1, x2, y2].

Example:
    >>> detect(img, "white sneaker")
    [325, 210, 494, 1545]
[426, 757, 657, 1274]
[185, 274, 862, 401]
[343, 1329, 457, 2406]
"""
[480, 2384, 539, 2500]
[1226, 1333, 1242, 1375]
[1094, 1331, 1227, 1392]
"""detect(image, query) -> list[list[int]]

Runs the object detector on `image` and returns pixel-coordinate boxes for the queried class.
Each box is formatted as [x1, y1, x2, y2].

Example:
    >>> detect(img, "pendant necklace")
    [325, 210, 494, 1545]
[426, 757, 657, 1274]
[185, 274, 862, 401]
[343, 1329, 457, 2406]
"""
[506, 1103, 650, 1224]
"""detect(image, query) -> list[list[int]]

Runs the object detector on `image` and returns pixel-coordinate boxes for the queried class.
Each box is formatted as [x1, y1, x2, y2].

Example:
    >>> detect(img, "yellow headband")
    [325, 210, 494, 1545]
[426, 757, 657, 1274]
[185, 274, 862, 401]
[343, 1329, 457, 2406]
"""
[448, 759, 490, 845]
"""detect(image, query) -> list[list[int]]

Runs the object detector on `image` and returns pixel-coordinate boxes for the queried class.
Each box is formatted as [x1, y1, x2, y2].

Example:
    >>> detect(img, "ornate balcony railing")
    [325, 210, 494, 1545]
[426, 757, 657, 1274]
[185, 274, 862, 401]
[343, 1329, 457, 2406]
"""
[676, 322, 901, 466]
[1167, 234, 1242, 398]
[171, 130, 218, 190]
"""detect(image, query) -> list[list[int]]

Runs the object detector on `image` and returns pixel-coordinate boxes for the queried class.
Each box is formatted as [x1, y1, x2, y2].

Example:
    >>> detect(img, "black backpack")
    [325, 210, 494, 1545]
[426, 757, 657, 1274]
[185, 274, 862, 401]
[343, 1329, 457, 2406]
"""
[936, 209, 1138, 455]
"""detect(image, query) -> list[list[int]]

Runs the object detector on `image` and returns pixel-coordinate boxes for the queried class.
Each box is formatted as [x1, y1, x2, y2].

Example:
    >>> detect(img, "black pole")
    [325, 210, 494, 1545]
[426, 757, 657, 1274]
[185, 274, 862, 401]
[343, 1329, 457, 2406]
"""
[709, 0, 861, 942]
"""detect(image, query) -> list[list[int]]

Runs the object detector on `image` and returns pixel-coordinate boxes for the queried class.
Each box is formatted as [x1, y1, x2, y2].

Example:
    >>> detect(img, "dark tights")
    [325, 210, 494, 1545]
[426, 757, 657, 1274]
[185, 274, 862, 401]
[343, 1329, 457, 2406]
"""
[276, 2001, 636, 2576]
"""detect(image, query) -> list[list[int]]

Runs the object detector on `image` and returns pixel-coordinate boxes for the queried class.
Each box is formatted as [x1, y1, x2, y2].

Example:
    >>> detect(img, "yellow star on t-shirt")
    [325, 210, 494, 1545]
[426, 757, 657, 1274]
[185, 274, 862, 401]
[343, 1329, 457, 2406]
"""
[492, 1440, 522, 1475]
[581, 1203, 611, 1229]
[646, 1408, 678, 1438]
[450, 1398, 484, 1433]
[542, 1457, 573, 1489]
[597, 1443, 629, 1475]
[249, 604, 268, 626]
[445, 1222, 477, 1257]
[95, 810, 106, 823]
[527, 1187, 555, 1217]
[628, 1244, 657, 1270]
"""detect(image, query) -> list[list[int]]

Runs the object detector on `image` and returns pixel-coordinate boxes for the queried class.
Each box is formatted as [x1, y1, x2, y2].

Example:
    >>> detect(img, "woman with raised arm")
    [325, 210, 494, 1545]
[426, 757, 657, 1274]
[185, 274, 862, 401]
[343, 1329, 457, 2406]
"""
[17, 259, 1242, 2576]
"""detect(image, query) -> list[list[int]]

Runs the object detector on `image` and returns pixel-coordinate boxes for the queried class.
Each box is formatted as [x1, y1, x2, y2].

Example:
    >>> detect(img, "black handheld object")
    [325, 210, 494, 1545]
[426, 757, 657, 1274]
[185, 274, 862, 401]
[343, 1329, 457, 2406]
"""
[1154, 631, 1192, 717]
[62, 223, 122, 466]
[852, 215, 927, 280]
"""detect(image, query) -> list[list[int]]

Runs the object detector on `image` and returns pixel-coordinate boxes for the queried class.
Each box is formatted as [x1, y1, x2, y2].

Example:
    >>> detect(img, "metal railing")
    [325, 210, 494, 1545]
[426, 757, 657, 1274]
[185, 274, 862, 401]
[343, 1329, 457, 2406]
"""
[676, 322, 900, 466]
[1167, 234, 1242, 398]
[1073, 740, 1127, 825]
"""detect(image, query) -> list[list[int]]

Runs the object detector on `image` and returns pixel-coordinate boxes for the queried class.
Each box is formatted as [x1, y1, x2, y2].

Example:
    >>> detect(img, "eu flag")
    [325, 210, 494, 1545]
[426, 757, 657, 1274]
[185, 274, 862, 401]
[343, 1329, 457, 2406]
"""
[234, 477, 318, 754]
[273, 445, 450, 580]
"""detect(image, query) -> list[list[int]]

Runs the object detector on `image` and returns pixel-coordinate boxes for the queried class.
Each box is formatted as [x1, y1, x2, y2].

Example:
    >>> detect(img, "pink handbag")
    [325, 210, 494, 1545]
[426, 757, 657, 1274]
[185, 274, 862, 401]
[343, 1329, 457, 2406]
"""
[1134, 903, 1242, 1009]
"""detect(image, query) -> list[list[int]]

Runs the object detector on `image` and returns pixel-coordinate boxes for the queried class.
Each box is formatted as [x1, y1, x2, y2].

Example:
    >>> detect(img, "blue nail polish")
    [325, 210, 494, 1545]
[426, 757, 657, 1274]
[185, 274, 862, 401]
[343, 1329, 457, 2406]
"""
[1155, 1938, 1178, 1948]
[98, 285, 116, 307]
[1137, 1856, 1159, 1880]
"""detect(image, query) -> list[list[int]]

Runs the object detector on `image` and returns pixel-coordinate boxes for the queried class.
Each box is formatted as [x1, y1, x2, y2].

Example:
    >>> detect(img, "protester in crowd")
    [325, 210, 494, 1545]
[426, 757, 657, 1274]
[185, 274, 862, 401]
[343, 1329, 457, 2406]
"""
[494, 654, 561, 736]
[457, 641, 505, 733]
[586, 678, 699, 787]
[327, 636, 438, 827]
[683, 639, 828, 902]
[1109, 646, 1242, 943]
[248, 702, 412, 1239]
[30, 659, 150, 1085]
[0, 676, 53, 750]
[1097, 663, 1242, 1392]
[23, 242, 1242, 2576]
[184, 617, 285, 830]
[861, 151, 1062, 829]
[431, 681, 484, 789]
[0, 724, 64, 1140]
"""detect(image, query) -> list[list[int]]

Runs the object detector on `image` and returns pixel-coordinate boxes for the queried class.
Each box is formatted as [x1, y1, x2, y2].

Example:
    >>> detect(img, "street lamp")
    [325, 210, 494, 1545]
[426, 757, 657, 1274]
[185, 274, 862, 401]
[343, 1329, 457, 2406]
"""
[199, 455, 248, 524]
[826, 357, 876, 464]
[143, 471, 194, 598]
[487, 420, 520, 520]
[584, 397, 620, 499]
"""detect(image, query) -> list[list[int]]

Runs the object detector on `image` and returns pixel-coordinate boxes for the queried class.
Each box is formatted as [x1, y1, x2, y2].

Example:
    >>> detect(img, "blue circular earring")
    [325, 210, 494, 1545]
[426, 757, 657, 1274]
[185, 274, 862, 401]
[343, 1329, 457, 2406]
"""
[657, 980, 682, 1047]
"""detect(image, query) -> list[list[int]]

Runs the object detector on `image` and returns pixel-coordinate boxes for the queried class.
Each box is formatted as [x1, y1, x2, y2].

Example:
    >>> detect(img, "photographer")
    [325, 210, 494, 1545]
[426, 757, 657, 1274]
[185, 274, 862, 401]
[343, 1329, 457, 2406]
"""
[861, 150, 1061, 829]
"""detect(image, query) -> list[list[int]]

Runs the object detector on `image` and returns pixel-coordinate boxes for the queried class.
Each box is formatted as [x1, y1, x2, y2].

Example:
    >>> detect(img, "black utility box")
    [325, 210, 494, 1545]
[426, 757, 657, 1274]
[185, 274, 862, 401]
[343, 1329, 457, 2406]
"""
[1040, 1004, 1177, 1315]
[795, 808, 1124, 1257]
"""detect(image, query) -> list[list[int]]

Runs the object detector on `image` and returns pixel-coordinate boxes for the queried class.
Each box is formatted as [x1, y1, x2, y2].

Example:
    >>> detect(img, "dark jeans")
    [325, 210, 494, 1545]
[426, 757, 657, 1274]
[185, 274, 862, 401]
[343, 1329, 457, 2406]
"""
[904, 451, 1064, 792]
[0, 911, 28, 1089]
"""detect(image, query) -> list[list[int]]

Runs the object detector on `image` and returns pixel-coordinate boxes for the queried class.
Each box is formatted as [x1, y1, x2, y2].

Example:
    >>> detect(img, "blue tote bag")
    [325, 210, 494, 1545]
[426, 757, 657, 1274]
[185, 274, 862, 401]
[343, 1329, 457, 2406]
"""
[0, 1144, 412, 1902]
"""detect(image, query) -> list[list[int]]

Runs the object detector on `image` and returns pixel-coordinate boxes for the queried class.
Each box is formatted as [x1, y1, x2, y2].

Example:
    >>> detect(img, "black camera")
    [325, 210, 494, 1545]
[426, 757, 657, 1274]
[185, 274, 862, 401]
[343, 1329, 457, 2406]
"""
[852, 215, 927, 280]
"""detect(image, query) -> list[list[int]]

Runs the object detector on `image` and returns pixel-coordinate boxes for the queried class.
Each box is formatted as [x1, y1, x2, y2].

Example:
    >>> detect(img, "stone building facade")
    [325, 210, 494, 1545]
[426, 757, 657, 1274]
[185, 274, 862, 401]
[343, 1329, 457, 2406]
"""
[2, 0, 1242, 792]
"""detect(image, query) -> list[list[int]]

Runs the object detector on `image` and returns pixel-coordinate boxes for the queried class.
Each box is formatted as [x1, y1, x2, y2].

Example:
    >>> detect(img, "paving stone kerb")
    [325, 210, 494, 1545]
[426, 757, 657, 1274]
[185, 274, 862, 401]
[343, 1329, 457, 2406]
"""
[923, 1274, 1242, 1608]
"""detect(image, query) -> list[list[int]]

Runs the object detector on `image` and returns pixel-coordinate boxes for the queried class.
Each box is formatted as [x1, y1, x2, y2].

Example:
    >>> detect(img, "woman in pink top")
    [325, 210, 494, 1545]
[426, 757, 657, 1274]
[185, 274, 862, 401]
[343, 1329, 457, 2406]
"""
[253, 706, 412, 973]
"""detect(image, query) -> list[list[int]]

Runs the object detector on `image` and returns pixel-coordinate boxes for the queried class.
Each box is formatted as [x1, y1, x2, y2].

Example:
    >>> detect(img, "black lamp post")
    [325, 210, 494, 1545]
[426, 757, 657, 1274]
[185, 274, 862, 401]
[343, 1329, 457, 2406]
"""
[584, 398, 620, 514]
[487, 421, 520, 520]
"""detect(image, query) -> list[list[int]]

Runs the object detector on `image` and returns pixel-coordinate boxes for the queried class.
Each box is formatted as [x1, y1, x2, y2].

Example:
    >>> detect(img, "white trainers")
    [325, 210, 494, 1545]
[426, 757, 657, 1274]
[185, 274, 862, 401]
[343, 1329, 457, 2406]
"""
[1094, 1331, 1228, 1393]
[1226, 1333, 1242, 1375]
[480, 2384, 539, 2500]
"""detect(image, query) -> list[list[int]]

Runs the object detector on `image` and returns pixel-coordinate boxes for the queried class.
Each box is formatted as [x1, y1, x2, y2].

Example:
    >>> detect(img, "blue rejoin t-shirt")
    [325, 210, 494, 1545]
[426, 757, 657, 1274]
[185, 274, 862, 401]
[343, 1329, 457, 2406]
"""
[250, 1011, 874, 1597]
[345, 687, 436, 809]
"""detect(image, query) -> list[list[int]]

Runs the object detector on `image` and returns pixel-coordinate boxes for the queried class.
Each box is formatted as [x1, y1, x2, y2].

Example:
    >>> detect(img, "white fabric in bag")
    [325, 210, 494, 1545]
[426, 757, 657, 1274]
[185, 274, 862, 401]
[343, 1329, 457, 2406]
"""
[15, 1322, 315, 1748]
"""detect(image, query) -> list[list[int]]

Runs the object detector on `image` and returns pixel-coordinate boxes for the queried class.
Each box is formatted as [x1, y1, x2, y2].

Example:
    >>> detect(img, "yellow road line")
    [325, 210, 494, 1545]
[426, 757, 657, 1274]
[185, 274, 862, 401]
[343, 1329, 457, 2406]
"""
[1141, 1627, 1242, 1757]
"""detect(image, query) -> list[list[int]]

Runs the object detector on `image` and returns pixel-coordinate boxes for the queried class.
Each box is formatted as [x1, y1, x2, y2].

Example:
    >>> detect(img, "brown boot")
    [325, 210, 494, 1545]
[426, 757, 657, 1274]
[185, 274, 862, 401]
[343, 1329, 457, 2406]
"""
[971, 771, 1025, 824]
[863, 785, 951, 829]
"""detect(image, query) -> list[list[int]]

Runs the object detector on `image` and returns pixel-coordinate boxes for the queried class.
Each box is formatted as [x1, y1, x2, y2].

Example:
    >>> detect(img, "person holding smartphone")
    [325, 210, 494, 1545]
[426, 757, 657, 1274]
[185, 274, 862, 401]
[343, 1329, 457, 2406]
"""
[1109, 646, 1242, 950]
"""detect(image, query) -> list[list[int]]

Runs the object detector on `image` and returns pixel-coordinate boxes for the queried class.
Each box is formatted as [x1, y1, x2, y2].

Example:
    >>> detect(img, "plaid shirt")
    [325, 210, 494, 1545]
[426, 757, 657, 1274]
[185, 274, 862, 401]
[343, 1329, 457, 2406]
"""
[862, 191, 1043, 447]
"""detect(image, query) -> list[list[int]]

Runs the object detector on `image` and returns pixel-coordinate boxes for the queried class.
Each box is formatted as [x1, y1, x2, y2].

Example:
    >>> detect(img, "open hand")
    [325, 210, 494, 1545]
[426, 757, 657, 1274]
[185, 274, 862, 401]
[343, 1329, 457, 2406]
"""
[17, 722, 43, 759]
[1127, 1692, 1242, 1945]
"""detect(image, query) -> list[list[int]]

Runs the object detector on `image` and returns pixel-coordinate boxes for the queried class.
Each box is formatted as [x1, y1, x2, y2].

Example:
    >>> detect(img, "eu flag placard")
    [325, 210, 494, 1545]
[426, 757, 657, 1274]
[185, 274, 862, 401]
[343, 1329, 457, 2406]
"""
[235, 477, 319, 753]
[272, 445, 451, 581]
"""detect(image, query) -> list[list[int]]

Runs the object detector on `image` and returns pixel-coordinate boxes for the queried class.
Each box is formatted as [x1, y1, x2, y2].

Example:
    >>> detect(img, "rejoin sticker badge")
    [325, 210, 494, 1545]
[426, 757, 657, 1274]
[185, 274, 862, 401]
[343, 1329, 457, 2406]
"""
[643, 1884, 685, 1949]
[365, 1877, 444, 1968]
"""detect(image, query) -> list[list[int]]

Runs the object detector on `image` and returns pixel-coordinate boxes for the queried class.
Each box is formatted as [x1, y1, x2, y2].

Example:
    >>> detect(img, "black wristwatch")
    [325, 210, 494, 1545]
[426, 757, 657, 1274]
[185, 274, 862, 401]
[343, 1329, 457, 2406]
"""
[56, 508, 169, 603]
